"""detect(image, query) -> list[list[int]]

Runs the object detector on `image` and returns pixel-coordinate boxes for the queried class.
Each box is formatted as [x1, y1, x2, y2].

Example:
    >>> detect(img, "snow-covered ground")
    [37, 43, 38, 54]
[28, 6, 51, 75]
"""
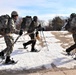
[0, 31, 76, 71]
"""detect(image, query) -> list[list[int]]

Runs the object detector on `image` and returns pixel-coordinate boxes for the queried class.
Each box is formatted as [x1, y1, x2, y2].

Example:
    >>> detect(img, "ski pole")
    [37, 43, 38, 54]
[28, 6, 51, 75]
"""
[41, 30, 49, 51]
[13, 35, 21, 45]
[14, 31, 34, 44]
[13, 32, 30, 45]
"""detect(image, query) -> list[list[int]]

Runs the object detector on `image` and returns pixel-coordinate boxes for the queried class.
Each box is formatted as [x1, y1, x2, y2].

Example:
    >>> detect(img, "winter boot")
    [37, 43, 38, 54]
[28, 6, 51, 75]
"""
[66, 52, 70, 55]
[0, 51, 5, 59]
[23, 43, 27, 49]
[31, 48, 38, 52]
[5, 56, 15, 64]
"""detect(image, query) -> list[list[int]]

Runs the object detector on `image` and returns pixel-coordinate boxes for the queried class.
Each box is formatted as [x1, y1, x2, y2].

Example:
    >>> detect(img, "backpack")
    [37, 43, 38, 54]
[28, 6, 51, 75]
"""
[64, 18, 71, 30]
[70, 17, 76, 33]
[70, 17, 76, 27]
[64, 17, 76, 33]
[21, 16, 32, 31]
[0, 14, 10, 35]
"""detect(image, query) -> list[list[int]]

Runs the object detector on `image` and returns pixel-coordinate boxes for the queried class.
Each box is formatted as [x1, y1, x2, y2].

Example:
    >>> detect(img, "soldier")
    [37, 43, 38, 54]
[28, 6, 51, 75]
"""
[0, 11, 23, 64]
[23, 16, 41, 52]
[65, 13, 76, 55]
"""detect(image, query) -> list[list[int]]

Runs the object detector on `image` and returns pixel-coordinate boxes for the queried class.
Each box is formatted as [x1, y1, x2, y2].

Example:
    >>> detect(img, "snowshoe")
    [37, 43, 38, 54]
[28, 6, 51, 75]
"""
[4, 56, 17, 65]
[73, 57, 76, 60]
[61, 51, 70, 56]
[3, 61, 18, 65]
[23, 43, 27, 49]
[31, 49, 40, 52]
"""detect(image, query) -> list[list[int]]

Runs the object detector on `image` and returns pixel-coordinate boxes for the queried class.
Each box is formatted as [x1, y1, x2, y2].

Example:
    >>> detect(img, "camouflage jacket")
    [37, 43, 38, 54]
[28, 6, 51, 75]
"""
[7, 18, 19, 34]
[28, 20, 38, 33]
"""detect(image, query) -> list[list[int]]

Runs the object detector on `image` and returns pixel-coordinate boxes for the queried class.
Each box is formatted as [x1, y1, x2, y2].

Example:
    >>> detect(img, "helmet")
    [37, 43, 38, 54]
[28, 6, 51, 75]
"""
[11, 11, 18, 16]
[70, 13, 76, 18]
[33, 16, 37, 19]
[26, 16, 32, 18]
[33, 16, 38, 21]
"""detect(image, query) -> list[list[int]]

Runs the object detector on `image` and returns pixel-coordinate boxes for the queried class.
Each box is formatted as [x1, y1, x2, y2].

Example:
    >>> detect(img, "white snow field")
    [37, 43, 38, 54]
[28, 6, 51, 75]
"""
[0, 31, 76, 71]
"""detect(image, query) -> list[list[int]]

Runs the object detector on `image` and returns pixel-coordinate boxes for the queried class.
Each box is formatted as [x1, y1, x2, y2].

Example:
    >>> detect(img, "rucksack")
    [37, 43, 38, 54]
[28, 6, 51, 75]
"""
[64, 18, 71, 30]
[70, 17, 76, 27]
[65, 17, 76, 33]
[70, 17, 76, 33]
[0, 14, 10, 35]
[21, 16, 32, 31]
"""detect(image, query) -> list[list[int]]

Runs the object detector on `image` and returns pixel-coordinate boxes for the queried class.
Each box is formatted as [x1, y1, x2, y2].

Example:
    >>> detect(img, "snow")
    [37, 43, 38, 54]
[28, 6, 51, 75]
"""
[0, 31, 76, 71]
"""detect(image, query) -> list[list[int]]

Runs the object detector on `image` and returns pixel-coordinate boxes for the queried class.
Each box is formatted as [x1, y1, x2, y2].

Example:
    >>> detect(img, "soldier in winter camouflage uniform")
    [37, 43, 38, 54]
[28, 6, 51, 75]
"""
[0, 11, 23, 64]
[23, 16, 41, 52]
[65, 13, 76, 55]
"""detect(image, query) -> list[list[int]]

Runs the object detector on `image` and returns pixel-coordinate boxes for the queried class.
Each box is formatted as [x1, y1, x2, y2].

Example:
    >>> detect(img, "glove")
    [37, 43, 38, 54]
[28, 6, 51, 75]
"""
[19, 29, 23, 36]
[36, 24, 41, 30]
[38, 24, 41, 28]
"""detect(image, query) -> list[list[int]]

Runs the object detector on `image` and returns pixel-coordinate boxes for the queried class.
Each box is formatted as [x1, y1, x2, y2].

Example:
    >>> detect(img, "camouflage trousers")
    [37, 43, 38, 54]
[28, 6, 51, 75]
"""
[73, 34, 76, 43]
[66, 33, 76, 52]
[3, 35, 14, 57]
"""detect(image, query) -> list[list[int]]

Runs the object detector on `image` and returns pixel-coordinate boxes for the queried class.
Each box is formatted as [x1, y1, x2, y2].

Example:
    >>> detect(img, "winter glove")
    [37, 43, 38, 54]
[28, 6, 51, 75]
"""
[38, 24, 41, 28]
[38, 24, 45, 31]
[36, 24, 41, 31]
[19, 29, 23, 36]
